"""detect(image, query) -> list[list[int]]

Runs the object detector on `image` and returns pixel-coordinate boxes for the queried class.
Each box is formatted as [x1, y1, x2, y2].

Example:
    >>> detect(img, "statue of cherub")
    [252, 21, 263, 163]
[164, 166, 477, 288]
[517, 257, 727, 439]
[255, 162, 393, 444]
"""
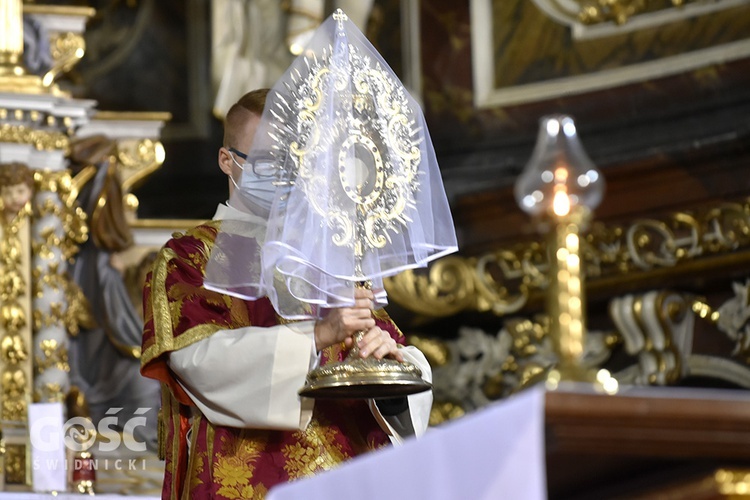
[717, 280, 750, 361]
[0, 163, 34, 225]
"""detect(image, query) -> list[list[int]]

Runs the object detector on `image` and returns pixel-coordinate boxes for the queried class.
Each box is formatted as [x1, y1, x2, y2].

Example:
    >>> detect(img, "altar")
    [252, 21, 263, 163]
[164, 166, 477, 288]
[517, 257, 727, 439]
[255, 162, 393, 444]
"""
[263, 384, 750, 499]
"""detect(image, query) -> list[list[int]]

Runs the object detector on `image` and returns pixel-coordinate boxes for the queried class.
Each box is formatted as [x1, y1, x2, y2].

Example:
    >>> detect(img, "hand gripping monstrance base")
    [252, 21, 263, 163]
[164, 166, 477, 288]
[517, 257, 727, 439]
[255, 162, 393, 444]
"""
[299, 283, 431, 399]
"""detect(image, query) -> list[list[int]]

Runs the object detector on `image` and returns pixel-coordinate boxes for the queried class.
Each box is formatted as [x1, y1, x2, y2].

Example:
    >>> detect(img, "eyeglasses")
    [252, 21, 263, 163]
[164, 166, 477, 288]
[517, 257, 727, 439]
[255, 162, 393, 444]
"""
[228, 147, 248, 161]
[228, 147, 277, 178]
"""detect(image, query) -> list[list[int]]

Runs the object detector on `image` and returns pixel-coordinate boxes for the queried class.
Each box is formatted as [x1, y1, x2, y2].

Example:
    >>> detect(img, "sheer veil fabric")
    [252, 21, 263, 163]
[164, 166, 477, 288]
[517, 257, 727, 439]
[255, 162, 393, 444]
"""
[204, 9, 458, 319]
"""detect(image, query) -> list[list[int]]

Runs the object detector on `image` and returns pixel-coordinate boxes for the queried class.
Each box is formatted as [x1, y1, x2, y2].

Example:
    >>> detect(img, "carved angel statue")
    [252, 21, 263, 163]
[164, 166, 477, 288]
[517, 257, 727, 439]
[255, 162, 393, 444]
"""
[0, 162, 34, 226]
[716, 280, 750, 359]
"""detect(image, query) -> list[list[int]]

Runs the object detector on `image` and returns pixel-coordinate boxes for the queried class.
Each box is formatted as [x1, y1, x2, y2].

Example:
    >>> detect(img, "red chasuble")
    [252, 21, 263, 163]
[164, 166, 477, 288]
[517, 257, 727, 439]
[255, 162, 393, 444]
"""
[141, 222, 403, 499]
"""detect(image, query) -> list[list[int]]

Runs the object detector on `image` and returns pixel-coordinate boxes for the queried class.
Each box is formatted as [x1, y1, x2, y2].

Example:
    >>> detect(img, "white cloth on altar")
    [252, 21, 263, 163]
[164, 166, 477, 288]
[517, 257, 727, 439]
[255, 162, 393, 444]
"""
[29, 403, 67, 493]
[267, 386, 547, 500]
[168, 203, 432, 440]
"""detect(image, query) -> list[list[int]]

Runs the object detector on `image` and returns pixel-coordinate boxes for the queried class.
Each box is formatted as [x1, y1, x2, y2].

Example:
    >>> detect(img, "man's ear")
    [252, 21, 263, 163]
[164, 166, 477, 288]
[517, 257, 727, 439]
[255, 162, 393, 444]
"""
[218, 147, 233, 176]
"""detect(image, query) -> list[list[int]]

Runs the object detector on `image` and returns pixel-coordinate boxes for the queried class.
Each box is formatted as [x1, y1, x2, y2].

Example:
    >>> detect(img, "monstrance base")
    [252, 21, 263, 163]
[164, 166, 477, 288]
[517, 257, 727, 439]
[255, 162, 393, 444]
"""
[299, 357, 432, 399]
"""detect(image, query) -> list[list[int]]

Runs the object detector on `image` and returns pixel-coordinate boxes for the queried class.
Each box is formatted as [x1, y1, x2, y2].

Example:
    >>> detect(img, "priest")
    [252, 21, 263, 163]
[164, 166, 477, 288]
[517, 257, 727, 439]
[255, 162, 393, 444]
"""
[140, 88, 433, 499]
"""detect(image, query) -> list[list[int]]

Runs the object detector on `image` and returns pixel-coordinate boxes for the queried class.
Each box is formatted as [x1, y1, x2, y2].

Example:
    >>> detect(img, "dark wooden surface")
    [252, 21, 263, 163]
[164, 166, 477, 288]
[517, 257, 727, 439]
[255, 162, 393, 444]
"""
[545, 385, 750, 499]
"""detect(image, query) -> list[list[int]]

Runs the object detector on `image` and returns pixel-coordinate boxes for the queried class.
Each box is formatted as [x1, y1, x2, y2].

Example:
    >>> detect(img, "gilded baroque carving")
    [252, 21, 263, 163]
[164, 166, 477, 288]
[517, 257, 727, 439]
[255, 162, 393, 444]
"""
[34, 338, 70, 373]
[385, 250, 541, 318]
[1, 334, 27, 365]
[529, 0, 743, 31]
[420, 283, 750, 424]
[42, 32, 85, 88]
[34, 382, 64, 403]
[388, 199, 750, 318]
[0, 123, 70, 152]
[414, 319, 614, 423]
[610, 291, 693, 385]
[1, 365, 28, 421]
[0, 162, 33, 433]
[576, 0, 695, 25]
[715, 469, 750, 496]
[0, 161, 36, 485]
[31, 169, 91, 404]
[117, 138, 165, 192]
[4, 444, 25, 485]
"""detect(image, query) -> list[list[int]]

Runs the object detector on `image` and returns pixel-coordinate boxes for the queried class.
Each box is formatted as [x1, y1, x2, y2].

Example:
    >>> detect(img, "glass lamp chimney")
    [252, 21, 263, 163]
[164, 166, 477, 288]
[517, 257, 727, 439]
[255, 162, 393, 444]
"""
[515, 115, 604, 218]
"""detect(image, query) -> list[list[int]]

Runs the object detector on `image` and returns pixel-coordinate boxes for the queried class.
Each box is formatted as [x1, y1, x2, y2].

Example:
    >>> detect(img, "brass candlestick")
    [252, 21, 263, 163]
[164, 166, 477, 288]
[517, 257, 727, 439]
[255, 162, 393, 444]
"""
[515, 115, 616, 392]
[546, 206, 593, 382]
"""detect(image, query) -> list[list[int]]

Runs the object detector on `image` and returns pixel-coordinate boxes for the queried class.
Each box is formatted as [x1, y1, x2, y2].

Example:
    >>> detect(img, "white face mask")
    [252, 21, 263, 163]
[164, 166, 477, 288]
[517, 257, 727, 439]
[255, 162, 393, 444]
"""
[229, 149, 278, 214]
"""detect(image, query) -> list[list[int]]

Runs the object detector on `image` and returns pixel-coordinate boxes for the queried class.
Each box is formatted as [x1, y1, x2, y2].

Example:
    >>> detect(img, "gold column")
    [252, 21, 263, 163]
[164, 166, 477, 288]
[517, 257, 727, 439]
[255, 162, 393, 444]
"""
[0, 0, 23, 71]
[0, 0, 43, 92]
[0, 162, 35, 487]
[31, 170, 87, 404]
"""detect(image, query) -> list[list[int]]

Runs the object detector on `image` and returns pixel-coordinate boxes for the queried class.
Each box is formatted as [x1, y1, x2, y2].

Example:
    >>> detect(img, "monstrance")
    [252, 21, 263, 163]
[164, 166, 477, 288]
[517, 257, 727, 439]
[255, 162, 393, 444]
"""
[206, 9, 458, 399]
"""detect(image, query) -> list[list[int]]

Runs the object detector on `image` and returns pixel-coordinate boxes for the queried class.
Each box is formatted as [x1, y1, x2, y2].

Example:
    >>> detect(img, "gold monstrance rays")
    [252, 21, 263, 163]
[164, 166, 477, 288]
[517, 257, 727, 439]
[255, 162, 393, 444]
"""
[271, 47, 421, 263]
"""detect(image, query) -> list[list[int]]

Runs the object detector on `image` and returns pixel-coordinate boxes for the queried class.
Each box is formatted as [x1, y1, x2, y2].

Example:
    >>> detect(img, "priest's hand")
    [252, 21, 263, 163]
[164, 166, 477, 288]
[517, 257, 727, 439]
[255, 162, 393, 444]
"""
[357, 325, 404, 363]
[314, 288, 376, 351]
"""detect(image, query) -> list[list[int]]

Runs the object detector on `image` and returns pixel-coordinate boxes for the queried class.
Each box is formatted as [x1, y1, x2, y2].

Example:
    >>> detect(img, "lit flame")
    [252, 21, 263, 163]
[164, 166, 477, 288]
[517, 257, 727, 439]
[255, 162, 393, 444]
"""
[552, 166, 572, 216]
[552, 189, 570, 216]
[554, 167, 568, 183]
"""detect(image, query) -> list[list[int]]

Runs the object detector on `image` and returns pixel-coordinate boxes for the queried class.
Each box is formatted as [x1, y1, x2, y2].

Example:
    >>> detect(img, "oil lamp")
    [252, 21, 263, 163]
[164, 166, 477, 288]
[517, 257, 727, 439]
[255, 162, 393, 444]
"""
[515, 115, 616, 392]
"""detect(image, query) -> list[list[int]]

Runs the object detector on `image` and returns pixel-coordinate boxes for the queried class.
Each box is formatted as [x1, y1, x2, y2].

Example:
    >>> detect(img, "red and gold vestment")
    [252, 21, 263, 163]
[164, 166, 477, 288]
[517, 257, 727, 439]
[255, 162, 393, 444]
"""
[142, 222, 404, 499]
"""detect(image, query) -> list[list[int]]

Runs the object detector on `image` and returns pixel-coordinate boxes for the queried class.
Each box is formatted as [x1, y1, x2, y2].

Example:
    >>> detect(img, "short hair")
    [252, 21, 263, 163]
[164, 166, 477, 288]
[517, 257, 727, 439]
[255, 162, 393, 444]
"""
[223, 89, 270, 148]
[0, 162, 34, 189]
[234, 88, 269, 116]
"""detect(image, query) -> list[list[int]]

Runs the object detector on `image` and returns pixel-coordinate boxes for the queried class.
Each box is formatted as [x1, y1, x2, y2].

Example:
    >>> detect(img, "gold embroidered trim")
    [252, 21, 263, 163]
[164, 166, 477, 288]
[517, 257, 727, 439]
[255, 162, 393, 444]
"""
[142, 240, 236, 366]
[157, 384, 169, 461]
[168, 389, 181, 500]
[171, 323, 226, 352]
[183, 416, 202, 500]
[186, 221, 221, 270]
[186, 416, 200, 473]
[141, 247, 177, 365]
[205, 417, 215, 486]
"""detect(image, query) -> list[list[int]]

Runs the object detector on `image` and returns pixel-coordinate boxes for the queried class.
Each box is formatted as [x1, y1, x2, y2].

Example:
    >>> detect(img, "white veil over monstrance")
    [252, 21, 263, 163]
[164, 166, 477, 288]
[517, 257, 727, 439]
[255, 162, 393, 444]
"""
[204, 9, 458, 319]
